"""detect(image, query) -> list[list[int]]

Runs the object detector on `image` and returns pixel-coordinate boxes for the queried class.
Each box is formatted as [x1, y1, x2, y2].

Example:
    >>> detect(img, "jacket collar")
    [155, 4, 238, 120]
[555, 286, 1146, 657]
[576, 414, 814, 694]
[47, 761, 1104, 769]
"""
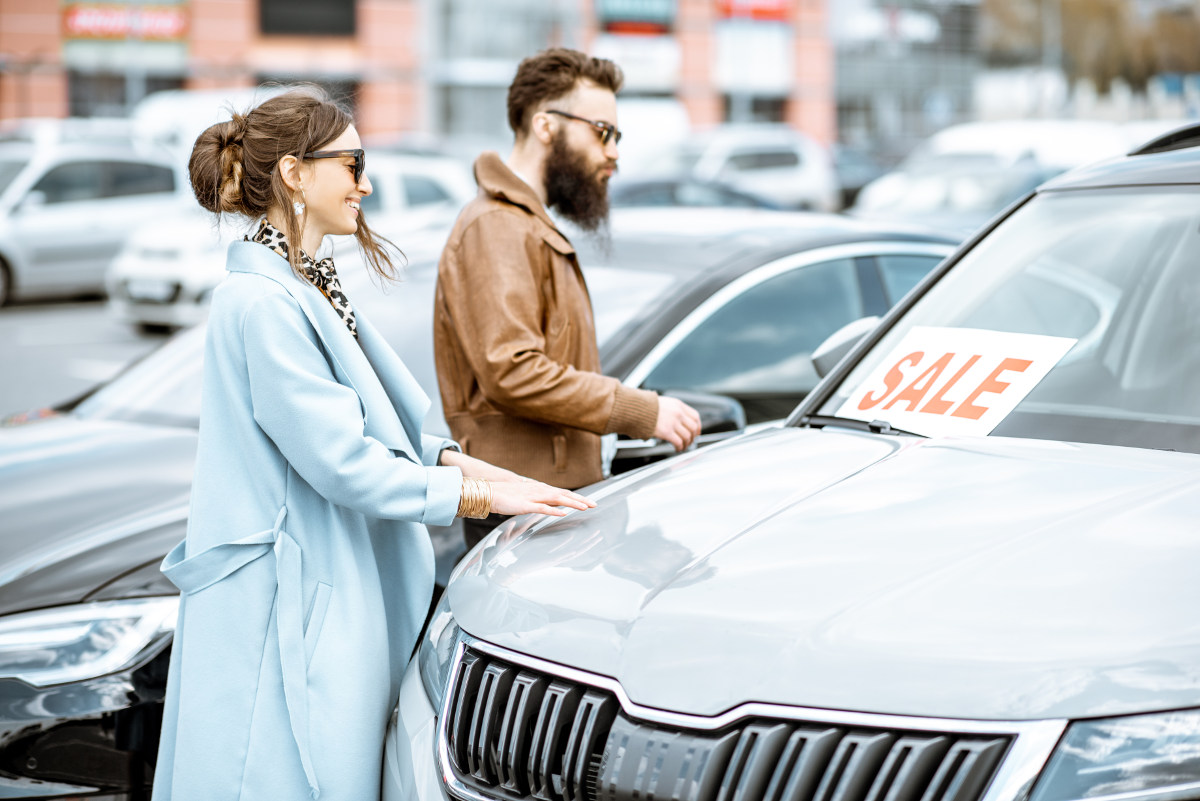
[225, 239, 428, 459]
[473, 151, 574, 253]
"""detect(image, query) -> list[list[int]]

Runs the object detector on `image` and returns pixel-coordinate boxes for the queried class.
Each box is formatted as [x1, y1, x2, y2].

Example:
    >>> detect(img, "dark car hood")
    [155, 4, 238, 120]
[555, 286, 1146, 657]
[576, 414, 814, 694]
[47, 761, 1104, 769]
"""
[451, 427, 1200, 721]
[0, 416, 194, 614]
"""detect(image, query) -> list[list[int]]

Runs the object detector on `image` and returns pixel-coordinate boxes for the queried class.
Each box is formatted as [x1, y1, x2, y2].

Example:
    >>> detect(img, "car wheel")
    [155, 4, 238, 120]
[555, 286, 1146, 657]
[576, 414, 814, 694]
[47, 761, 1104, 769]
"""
[0, 260, 11, 307]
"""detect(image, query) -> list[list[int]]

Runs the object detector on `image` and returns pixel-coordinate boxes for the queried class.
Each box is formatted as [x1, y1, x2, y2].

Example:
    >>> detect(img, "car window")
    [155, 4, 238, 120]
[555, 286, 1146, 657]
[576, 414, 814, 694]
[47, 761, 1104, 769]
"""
[30, 161, 104, 204]
[675, 183, 758, 207]
[403, 174, 452, 207]
[360, 183, 384, 213]
[614, 183, 675, 206]
[877, 253, 943, 303]
[0, 159, 26, 195]
[106, 161, 175, 197]
[643, 258, 862, 423]
[726, 149, 801, 171]
[819, 188, 1200, 453]
[72, 325, 205, 428]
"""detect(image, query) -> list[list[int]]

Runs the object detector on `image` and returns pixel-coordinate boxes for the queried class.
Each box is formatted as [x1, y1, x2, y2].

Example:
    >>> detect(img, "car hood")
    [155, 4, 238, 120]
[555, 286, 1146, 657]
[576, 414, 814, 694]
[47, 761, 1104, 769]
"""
[450, 427, 1200, 722]
[0, 416, 194, 614]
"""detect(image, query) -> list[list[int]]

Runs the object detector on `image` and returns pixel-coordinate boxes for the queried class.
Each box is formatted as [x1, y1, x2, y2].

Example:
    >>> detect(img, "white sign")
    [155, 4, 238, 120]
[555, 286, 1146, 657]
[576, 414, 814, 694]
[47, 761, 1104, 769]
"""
[836, 327, 1077, 437]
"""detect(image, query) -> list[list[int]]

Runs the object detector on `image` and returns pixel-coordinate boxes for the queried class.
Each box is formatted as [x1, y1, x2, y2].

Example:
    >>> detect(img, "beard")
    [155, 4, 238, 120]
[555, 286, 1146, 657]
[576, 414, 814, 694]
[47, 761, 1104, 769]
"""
[543, 133, 613, 232]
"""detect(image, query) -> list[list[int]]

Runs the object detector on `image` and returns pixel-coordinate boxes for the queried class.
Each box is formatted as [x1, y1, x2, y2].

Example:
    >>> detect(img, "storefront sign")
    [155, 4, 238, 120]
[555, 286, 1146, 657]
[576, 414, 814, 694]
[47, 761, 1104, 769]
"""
[717, 0, 791, 22]
[63, 4, 188, 41]
[595, 0, 676, 31]
[836, 327, 1077, 438]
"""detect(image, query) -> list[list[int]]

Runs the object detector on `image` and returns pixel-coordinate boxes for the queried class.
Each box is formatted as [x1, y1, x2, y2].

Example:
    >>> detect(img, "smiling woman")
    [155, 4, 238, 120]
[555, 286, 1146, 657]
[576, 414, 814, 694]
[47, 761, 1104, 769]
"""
[154, 87, 593, 801]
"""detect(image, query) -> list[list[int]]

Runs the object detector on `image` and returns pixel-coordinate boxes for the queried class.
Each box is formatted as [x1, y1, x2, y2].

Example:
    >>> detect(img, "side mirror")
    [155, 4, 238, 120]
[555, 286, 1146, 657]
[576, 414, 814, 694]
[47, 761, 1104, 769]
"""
[17, 190, 46, 212]
[611, 389, 747, 475]
[663, 388, 746, 434]
[812, 316, 880, 378]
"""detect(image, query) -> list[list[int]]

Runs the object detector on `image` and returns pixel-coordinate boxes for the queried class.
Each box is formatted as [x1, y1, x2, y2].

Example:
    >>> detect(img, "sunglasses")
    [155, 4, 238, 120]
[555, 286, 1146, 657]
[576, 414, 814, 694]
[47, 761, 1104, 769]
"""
[304, 148, 366, 184]
[546, 110, 622, 146]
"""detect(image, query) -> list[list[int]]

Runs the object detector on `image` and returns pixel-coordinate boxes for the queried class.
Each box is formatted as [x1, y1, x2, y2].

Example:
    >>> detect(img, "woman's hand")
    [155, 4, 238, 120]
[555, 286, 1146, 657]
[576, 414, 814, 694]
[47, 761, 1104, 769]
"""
[489, 480, 596, 518]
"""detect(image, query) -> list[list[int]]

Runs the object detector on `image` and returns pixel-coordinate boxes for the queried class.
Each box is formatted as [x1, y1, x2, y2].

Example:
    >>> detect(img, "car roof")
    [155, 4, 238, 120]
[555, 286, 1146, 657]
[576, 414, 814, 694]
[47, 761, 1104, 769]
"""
[1040, 122, 1200, 191]
[0, 139, 177, 165]
[581, 207, 957, 276]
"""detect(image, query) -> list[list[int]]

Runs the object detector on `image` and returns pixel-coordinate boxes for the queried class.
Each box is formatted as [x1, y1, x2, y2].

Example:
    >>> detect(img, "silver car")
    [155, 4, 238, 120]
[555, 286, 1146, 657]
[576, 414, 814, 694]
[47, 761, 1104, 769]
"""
[0, 122, 184, 306]
[385, 128, 1200, 801]
[106, 151, 475, 330]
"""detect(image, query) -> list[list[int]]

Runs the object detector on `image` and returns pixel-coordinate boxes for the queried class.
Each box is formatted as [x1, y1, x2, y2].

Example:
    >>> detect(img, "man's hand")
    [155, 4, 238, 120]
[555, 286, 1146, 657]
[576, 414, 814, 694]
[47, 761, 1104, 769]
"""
[653, 396, 703, 452]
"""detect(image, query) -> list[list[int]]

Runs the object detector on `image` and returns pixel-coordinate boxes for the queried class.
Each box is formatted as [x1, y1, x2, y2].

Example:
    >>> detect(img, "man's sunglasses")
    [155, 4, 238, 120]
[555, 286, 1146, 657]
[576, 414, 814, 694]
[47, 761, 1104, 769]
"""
[546, 110, 622, 146]
[304, 148, 366, 184]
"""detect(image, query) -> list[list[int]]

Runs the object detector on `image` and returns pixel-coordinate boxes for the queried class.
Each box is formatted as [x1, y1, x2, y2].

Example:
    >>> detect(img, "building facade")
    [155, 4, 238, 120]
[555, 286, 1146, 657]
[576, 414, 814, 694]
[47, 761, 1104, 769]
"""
[0, 0, 833, 145]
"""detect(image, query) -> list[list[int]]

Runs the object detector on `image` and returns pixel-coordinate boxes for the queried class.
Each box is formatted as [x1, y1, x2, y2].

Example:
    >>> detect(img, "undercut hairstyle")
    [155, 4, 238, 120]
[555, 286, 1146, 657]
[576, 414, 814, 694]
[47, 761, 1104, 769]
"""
[506, 48, 624, 137]
[188, 86, 401, 280]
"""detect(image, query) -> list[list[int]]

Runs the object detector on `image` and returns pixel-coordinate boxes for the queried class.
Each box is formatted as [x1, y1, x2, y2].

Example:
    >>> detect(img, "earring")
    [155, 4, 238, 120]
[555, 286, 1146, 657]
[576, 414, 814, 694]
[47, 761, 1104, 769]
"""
[293, 183, 306, 216]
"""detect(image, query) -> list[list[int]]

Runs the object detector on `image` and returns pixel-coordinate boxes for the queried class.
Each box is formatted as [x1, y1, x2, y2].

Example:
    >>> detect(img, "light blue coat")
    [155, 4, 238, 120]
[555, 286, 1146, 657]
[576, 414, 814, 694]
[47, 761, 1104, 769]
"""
[153, 240, 463, 801]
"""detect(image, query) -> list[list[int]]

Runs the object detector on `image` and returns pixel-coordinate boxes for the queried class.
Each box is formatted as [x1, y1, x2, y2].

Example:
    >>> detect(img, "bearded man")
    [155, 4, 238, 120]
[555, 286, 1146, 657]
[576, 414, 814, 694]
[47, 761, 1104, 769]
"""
[434, 48, 702, 548]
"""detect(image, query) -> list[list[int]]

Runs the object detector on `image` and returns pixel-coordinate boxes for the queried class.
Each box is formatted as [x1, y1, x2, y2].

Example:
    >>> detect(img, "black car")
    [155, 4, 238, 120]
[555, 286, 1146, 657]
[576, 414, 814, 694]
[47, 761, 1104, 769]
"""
[0, 208, 953, 799]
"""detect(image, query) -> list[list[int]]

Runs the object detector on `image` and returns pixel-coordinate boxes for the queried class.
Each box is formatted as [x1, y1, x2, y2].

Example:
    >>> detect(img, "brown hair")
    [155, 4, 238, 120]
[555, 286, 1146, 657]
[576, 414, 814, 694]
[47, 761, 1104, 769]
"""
[189, 86, 400, 280]
[506, 48, 623, 137]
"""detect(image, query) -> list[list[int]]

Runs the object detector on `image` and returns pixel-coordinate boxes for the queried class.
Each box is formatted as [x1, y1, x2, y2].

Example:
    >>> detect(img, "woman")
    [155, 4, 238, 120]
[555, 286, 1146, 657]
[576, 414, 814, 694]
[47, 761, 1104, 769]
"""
[153, 89, 593, 801]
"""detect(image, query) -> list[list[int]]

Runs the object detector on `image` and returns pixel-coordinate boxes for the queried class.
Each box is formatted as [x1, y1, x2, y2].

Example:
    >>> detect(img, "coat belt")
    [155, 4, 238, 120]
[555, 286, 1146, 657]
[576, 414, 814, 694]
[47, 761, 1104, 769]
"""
[161, 507, 322, 799]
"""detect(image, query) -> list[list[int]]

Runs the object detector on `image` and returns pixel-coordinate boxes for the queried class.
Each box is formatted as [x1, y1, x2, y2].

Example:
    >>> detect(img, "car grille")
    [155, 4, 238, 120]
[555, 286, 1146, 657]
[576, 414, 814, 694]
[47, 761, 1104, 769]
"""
[444, 648, 1012, 801]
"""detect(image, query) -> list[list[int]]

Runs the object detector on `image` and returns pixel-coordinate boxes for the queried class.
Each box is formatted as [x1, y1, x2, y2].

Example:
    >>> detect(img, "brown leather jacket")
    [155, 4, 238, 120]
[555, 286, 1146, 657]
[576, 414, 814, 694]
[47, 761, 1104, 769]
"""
[433, 152, 659, 488]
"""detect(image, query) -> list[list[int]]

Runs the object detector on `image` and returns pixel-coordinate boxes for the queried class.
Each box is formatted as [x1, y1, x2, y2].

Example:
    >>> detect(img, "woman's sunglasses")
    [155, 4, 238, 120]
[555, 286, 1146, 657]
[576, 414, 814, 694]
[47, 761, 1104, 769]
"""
[304, 148, 366, 184]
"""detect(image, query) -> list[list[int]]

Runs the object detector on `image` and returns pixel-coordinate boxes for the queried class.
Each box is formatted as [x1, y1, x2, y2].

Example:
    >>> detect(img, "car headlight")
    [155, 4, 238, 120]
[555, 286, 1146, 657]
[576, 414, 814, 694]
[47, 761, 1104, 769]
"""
[1030, 710, 1200, 801]
[417, 590, 463, 713]
[0, 597, 178, 687]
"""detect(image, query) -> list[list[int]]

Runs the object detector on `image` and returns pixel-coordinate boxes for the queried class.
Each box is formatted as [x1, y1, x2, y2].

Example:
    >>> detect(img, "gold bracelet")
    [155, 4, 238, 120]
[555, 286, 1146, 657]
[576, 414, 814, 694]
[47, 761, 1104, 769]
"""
[457, 477, 493, 519]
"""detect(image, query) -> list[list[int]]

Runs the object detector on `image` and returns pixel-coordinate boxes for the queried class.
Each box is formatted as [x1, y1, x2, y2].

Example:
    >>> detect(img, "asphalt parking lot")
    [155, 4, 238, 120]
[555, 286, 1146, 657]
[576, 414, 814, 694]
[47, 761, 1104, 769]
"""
[0, 299, 164, 417]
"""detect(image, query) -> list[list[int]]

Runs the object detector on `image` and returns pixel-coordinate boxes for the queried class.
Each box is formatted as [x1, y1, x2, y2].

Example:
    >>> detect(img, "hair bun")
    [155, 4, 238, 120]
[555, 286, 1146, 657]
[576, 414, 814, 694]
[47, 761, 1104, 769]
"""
[188, 117, 247, 214]
[225, 112, 248, 145]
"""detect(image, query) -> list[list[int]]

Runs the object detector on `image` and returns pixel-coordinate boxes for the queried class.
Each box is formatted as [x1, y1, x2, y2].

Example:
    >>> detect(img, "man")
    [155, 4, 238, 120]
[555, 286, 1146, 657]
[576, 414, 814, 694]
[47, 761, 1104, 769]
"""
[434, 48, 702, 547]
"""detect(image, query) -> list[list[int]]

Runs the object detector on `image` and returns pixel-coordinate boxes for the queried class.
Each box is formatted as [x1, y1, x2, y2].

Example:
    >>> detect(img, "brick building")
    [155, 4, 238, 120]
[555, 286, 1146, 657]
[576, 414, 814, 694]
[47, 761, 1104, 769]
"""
[0, 0, 833, 145]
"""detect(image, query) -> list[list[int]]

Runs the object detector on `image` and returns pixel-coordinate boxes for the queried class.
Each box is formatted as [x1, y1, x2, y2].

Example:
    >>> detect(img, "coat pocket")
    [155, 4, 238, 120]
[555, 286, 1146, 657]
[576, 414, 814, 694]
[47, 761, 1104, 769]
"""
[303, 581, 332, 666]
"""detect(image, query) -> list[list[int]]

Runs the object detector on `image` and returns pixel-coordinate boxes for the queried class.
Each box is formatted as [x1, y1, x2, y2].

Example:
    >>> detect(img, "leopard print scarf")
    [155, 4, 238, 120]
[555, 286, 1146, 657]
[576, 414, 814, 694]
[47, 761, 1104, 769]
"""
[248, 219, 359, 340]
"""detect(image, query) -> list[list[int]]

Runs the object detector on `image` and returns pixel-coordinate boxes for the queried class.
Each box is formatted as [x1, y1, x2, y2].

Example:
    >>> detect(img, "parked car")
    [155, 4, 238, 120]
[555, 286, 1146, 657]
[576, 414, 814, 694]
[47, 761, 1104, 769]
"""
[0, 129, 184, 306]
[0, 208, 951, 798]
[849, 119, 1134, 238]
[106, 152, 475, 331]
[849, 157, 1052, 237]
[832, 142, 888, 207]
[383, 127, 1200, 801]
[608, 175, 780, 209]
[654, 124, 841, 212]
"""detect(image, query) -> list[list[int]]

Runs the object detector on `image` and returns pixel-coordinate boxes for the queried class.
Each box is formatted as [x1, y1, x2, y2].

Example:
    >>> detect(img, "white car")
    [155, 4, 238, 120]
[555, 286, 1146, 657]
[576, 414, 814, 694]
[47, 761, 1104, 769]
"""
[654, 124, 841, 212]
[0, 120, 184, 306]
[106, 152, 475, 330]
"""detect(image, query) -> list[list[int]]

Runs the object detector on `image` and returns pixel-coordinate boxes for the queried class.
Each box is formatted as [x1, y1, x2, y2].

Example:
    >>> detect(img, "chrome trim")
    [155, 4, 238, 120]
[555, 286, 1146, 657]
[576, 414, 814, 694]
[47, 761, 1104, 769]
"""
[1053, 782, 1200, 801]
[435, 634, 1068, 801]
[622, 241, 955, 389]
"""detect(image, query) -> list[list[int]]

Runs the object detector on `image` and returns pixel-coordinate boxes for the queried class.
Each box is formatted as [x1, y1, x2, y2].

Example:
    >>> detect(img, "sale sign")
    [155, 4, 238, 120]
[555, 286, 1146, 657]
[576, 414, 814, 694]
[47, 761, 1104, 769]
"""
[836, 327, 1077, 437]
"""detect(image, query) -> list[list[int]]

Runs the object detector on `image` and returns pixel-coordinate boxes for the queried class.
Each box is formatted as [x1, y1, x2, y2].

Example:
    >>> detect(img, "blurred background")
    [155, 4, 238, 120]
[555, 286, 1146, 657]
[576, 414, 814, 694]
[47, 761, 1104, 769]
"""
[5, 0, 1200, 160]
[3, 0, 1200, 416]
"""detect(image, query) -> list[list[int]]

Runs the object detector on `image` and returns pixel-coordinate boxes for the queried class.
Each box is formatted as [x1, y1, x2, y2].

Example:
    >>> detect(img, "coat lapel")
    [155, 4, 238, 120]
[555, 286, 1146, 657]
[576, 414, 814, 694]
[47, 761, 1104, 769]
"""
[226, 241, 426, 461]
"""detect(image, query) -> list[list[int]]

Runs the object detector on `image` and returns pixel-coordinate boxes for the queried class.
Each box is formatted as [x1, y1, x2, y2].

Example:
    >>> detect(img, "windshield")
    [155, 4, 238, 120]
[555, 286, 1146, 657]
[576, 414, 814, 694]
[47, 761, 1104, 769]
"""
[72, 325, 206, 428]
[0, 159, 27, 196]
[818, 187, 1200, 454]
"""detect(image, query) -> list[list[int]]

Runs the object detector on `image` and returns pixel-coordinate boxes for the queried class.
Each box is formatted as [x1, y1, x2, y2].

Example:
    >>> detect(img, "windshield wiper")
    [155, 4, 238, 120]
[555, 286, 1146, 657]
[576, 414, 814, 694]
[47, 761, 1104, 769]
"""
[796, 414, 927, 438]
